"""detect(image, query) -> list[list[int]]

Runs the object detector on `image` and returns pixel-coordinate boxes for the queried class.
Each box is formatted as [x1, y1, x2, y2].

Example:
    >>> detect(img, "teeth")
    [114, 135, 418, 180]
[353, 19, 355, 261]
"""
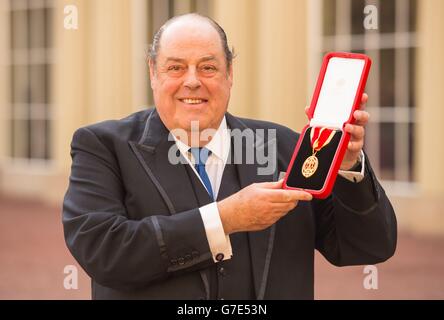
[182, 98, 205, 104]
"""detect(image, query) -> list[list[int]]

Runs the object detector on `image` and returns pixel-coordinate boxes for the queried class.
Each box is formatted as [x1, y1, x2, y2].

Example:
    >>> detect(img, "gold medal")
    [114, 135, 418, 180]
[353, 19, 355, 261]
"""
[302, 127, 336, 178]
[302, 154, 319, 178]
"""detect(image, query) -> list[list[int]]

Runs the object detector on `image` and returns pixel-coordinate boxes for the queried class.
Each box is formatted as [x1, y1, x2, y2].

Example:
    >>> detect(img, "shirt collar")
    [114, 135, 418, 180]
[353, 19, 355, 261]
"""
[173, 116, 230, 163]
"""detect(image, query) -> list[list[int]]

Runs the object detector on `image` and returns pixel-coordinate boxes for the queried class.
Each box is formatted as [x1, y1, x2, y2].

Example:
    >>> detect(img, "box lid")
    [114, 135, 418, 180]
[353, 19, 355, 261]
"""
[308, 53, 371, 129]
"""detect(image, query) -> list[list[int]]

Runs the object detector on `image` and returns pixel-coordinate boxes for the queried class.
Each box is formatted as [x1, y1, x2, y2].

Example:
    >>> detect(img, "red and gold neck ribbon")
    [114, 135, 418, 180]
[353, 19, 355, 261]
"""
[310, 127, 336, 154]
[301, 127, 336, 178]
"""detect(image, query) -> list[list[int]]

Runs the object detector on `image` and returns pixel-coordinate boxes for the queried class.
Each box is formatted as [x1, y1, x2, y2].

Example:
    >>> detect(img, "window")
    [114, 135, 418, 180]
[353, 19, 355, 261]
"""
[312, 0, 417, 188]
[8, 0, 54, 163]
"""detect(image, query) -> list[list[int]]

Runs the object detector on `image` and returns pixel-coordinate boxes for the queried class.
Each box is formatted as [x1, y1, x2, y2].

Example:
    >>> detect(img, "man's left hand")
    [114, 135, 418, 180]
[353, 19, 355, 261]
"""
[305, 93, 370, 171]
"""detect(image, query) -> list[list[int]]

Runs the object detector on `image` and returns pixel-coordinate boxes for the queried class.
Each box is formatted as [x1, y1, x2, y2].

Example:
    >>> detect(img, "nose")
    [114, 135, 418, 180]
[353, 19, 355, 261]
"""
[183, 67, 201, 90]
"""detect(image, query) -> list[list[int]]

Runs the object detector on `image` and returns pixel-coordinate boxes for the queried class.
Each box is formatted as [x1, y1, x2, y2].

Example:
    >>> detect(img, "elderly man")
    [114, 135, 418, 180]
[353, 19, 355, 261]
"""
[63, 13, 396, 300]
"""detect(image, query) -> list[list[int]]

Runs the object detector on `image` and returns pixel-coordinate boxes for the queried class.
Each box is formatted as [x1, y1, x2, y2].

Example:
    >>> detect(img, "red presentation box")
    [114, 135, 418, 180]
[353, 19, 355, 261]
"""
[283, 52, 372, 198]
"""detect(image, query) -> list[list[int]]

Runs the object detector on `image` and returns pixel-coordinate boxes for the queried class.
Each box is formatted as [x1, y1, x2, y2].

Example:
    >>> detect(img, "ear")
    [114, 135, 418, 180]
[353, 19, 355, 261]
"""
[148, 59, 156, 90]
[227, 63, 233, 87]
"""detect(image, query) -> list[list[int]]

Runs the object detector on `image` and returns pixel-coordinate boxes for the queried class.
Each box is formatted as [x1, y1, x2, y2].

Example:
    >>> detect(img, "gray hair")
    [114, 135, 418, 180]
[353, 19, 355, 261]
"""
[148, 13, 234, 71]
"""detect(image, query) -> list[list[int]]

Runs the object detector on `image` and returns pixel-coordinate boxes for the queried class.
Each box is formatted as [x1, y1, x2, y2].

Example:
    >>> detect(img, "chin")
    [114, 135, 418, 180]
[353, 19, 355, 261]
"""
[176, 111, 209, 127]
[180, 118, 211, 132]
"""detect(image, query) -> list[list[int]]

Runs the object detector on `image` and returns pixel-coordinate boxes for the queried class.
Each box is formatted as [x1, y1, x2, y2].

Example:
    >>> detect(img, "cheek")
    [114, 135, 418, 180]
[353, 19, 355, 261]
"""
[154, 77, 181, 99]
[161, 84, 178, 98]
[207, 77, 231, 97]
[212, 83, 232, 105]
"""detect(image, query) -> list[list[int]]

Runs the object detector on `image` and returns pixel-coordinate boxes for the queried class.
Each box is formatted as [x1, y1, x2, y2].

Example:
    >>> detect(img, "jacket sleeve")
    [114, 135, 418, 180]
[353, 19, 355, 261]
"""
[313, 156, 397, 266]
[62, 127, 214, 290]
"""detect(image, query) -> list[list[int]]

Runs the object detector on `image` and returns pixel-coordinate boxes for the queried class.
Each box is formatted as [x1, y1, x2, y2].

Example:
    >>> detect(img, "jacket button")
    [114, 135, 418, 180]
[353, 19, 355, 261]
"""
[178, 257, 185, 265]
[215, 253, 224, 262]
[219, 267, 226, 276]
[192, 250, 199, 259]
[171, 259, 177, 265]
[185, 254, 192, 262]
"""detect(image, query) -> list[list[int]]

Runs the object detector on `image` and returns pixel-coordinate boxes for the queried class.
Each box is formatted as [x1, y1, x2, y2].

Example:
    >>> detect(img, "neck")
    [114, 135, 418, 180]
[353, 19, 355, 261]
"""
[183, 130, 215, 148]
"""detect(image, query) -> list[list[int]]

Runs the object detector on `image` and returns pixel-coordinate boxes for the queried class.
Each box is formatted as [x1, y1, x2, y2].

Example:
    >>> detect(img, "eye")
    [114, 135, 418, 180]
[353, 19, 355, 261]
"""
[167, 65, 185, 73]
[200, 65, 217, 73]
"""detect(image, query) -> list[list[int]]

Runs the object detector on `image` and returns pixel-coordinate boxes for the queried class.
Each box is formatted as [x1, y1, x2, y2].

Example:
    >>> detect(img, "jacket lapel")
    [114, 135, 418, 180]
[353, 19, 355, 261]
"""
[129, 109, 212, 299]
[129, 109, 201, 215]
[225, 113, 278, 300]
[129, 109, 278, 300]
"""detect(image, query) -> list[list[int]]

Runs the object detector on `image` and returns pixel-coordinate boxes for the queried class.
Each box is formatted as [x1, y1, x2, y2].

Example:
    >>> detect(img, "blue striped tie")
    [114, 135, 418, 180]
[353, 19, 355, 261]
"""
[189, 147, 214, 200]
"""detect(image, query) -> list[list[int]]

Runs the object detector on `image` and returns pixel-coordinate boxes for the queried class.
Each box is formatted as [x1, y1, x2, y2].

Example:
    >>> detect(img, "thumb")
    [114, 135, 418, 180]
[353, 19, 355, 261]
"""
[305, 105, 310, 118]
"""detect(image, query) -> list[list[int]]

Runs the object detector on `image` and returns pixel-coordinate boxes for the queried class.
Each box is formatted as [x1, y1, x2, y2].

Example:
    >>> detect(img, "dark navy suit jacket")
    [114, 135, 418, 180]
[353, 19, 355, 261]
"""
[62, 108, 397, 299]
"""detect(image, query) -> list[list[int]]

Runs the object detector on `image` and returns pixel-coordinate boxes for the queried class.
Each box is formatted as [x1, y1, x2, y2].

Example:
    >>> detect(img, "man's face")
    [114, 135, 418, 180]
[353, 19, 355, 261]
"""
[149, 18, 233, 136]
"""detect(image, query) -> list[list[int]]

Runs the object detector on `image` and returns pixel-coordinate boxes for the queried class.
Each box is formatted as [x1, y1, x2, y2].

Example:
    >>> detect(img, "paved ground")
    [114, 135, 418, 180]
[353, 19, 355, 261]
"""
[1, 195, 443, 300]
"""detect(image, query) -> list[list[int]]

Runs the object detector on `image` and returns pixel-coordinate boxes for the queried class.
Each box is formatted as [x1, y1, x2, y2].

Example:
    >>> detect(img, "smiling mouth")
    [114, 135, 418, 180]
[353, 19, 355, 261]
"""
[179, 98, 208, 105]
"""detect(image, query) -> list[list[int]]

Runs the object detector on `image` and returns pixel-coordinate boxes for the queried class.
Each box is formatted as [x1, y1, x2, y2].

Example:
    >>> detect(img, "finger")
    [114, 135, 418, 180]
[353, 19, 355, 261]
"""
[353, 110, 370, 125]
[267, 189, 313, 203]
[356, 93, 368, 112]
[305, 105, 310, 118]
[256, 179, 284, 189]
[344, 124, 365, 140]
[347, 140, 364, 153]
[270, 201, 298, 213]
[361, 92, 368, 104]
[267, 190, 306, 203]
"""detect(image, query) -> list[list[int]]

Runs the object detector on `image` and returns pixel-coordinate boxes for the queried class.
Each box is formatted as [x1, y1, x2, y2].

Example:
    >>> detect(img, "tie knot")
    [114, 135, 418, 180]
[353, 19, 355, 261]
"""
[189, 147, 211, 166]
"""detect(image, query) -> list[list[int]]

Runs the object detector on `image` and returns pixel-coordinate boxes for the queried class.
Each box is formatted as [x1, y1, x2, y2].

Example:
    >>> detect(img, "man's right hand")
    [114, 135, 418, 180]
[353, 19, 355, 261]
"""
[217, 180, 313, 234]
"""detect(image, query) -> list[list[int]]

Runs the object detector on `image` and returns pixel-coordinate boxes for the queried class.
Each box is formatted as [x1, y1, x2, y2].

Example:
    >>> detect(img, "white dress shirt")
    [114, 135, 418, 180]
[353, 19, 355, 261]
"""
[173, 117, 365, 262]
[173, 117, 232, 262]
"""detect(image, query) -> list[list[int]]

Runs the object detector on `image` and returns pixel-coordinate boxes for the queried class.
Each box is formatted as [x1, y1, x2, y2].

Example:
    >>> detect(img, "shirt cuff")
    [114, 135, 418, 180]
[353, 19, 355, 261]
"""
[199, 202, 233, 262]
[338, 150, 366, 183]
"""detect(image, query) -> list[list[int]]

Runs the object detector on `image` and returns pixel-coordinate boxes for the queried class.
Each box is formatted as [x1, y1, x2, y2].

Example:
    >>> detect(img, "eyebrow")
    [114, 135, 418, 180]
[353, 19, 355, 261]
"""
[164, 55, 217, 64]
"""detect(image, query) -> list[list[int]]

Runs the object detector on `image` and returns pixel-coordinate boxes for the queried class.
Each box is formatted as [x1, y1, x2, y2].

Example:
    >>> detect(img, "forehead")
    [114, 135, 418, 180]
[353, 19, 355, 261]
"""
[158, 18, 225, 60]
